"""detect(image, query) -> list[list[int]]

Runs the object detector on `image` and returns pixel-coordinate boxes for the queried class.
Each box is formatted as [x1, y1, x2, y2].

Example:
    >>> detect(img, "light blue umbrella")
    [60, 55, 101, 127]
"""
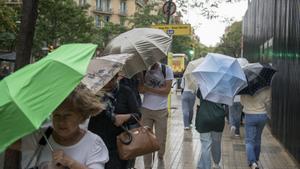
[192, 53, 247, 105]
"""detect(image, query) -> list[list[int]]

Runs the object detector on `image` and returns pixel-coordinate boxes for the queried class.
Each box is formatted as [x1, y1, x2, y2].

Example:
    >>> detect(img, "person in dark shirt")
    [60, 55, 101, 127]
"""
[195, 89, 226, 169]
[119, 73, 142, 107]
[88, 75, 141, 169]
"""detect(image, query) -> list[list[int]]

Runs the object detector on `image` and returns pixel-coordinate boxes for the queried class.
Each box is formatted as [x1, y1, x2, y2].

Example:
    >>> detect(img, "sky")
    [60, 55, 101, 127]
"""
[181, 1, 248, 47]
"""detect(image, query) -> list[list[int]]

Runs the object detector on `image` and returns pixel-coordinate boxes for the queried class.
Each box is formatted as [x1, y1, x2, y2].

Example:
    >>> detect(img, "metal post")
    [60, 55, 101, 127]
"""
[166, 0, 172, 24]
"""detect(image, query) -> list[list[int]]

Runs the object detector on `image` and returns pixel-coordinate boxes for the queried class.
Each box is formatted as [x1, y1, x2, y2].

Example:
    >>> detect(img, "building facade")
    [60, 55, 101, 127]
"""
[74, 0, 147, 27]
[243, 0, 300, 163]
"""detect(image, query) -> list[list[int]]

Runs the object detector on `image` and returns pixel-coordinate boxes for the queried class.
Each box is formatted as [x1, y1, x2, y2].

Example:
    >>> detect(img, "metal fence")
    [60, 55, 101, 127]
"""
[243, 0, 300, 163]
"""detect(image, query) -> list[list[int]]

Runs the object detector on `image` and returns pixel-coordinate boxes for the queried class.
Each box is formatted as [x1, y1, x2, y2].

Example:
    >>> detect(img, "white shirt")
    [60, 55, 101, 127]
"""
[22, 131, 109, 169]
[142, 64, 174, 110]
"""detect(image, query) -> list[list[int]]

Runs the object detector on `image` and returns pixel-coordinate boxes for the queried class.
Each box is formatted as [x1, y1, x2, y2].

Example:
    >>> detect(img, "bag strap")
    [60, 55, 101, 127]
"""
[25, 127, 53, 169]
[119, 115, 143, 145]
[161, 64, 166, 78]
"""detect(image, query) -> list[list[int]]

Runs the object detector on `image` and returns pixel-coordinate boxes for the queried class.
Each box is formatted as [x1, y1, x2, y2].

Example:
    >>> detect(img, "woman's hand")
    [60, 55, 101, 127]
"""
[114, 114, 131, 127]
[52, 150, 88, 169]
[52, 150, 74, 168]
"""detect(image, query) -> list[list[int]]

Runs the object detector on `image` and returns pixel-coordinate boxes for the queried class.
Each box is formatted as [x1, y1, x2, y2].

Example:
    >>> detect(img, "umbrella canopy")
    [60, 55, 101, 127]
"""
[102, 28, 172, 78]
[81, 53, 133, 94]
[183, 57, 205, 90]
[237, 57, 249, 67]
[184, 57, 205, 76]
[192, 53, 247, 105]
[238, 63, 276, 95]
[0, 43, 97, 152]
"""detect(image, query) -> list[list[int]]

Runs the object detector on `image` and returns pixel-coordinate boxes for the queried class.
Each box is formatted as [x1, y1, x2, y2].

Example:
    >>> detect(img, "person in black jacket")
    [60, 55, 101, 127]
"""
[88, 75, 141, 169]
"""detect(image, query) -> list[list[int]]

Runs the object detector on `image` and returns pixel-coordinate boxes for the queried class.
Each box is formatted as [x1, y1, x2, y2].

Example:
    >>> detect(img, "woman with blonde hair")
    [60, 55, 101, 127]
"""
[22, 84, 109, 169]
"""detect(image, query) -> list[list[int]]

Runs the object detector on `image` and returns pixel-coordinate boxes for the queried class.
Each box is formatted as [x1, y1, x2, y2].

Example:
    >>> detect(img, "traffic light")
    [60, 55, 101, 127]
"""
[189, 49, 194, 55]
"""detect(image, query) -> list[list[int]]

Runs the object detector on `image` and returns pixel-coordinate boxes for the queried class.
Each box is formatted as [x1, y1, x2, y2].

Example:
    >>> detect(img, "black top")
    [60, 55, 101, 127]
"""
[195, 89, 226, 133]
[88, 84, 141, 150]
[119, 75, 142, 107]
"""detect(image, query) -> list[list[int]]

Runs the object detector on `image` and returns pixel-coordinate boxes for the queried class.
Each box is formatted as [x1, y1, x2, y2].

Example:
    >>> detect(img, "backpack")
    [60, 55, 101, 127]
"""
[143, 64, 166, 78]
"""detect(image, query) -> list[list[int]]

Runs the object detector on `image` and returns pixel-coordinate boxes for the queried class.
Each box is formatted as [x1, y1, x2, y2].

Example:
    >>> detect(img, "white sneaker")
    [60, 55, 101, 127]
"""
[212, 163, 222, 169]
[230, 126, 236, 137]
[250, 162, 259, 169]
[184, 127, 191, 130]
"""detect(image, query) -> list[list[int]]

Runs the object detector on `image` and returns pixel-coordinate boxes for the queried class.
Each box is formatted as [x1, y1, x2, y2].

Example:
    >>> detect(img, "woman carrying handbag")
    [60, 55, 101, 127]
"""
[88, 75, 141, 169]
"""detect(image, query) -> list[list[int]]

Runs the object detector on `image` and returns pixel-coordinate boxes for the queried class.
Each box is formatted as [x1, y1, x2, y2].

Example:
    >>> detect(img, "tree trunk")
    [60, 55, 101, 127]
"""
[14, 0, 39, 70]
[4, 0, 39, 169]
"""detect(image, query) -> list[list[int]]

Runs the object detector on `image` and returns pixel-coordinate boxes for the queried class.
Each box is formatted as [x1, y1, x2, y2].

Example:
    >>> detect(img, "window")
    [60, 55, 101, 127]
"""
[95, 16, 100, 28]
[120, 1, 127, 13]
[96, 0, 101, 10]
[96, 0, 111, 11]
[104, 16, 110, 22]
[79, 0, 87, 6]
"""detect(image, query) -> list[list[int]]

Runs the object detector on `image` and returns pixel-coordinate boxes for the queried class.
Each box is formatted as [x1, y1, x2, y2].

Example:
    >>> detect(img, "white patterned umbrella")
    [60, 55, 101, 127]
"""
[192, 53, 247, 105]
[81, 53, 132, 94]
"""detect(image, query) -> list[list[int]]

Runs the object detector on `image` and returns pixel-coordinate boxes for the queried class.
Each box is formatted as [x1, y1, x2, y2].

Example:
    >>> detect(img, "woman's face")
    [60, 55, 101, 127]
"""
[52, 107, 82, 138]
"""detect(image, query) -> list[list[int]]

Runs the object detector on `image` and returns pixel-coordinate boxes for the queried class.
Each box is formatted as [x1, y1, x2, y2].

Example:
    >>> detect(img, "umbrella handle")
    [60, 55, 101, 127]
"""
[40, 131, 54, 152]
[40, 130, 70, 169]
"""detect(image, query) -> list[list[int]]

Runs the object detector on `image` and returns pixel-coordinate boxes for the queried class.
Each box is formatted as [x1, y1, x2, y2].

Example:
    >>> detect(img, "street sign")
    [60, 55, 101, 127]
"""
[163, 1, 176, 15]
[167, 29, 174, 36]
[152, 24, 192, 36]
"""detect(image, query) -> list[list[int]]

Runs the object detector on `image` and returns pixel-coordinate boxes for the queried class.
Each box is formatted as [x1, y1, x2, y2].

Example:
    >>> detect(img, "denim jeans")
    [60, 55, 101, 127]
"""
[229, 102, 243, 135]
[244, 113, 268, 165]
[197, 132, 222, 169]
[181, 91, 196, 127]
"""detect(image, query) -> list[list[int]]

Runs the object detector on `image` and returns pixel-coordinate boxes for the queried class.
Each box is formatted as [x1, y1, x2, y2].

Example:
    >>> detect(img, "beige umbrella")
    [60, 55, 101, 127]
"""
[183, 57, 205, 90]
[102, 28, 172, 78]
[81, 53, 132, 94]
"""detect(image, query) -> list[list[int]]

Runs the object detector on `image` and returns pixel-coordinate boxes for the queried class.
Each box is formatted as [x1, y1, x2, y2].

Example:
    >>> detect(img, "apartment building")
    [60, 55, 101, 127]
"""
[75, 0, 147, 27]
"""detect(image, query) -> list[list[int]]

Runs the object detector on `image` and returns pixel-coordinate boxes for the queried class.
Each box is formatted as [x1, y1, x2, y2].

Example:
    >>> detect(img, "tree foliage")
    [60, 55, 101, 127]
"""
[33, 0, 95, 56]
[214, 21, 242, 57]
[92, 22, 127, 52]
[0, 0, 20, 51]
[176, 0, 245, 20]
[127, 2, 165, 28]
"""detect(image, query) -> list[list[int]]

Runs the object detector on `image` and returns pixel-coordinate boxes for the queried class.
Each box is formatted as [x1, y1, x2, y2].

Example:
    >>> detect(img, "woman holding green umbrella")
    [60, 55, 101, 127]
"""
[0, 44, 110, 169]
[22, 84, 109, 169]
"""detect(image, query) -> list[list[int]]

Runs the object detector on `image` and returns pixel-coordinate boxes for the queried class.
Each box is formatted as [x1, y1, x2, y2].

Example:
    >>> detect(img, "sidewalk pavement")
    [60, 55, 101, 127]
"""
[135, 93, 299, 169]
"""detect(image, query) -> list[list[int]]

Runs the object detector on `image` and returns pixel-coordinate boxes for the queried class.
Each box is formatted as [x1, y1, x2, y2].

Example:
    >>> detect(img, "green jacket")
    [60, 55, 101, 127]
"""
[195, 89, 226, 133]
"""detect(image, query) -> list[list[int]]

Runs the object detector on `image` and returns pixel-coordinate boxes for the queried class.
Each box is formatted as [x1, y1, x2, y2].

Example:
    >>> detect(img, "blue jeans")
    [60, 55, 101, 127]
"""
[244, 113, 268, 165]
[197, 132, 222, 169]
[229, 102, 243, 135]
[181, 91, 196, 127]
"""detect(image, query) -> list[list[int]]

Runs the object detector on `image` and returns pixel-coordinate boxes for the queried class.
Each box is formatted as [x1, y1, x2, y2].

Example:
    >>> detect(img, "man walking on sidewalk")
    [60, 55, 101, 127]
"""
[140, 62, 174, 169]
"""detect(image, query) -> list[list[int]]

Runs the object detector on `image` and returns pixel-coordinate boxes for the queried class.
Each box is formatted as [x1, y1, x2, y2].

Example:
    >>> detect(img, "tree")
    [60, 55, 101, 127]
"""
[215, 21, 242, 57]
[32, 0, 95, 57]
[127, 2, 165, 28]
[176, 0, 245, 20]
[91, 22, 127, 52]
[0, 0, 20, 51]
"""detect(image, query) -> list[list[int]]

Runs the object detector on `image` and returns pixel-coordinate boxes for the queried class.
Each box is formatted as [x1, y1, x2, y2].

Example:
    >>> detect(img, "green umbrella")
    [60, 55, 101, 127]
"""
[0, 43, 97, 152]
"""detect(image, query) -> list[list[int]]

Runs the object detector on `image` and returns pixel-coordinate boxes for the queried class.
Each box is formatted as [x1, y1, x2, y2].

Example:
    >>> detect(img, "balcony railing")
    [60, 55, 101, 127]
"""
[5, 0, 22, 5]
[94, 7, 113, 14]
[135, 0, 145, 7]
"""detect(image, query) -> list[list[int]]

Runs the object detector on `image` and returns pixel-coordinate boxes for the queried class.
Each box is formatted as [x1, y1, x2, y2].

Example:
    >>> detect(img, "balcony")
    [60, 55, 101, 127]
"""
[135, 0, 145, 7]
[94, 7, 113, 14]
[5, 0, 22, 5]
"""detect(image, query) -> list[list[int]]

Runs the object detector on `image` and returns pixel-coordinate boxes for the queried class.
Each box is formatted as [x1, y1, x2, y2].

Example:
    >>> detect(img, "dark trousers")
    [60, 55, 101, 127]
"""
[105, 150, 128, 169]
